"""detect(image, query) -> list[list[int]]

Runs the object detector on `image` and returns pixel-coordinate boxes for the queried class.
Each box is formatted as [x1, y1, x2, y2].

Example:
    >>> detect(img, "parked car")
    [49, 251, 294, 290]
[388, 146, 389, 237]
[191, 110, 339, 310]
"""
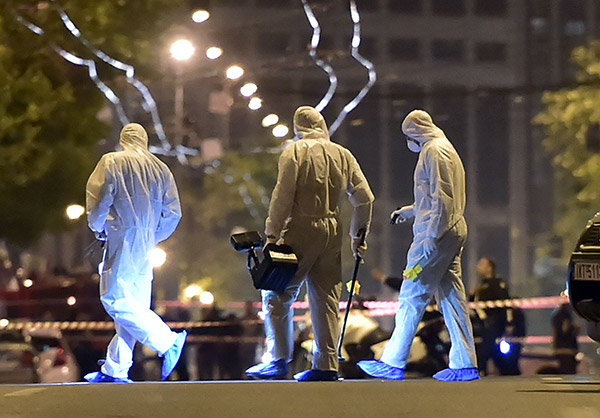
[0, 327, 80, 383]
[568, 211, 600, 342]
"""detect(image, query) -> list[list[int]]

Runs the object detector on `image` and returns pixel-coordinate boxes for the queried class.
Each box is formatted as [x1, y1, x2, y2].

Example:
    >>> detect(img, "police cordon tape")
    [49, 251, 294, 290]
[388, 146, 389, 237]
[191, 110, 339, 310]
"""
[163, 295, 568, 314]
[0, 295, 570, 332]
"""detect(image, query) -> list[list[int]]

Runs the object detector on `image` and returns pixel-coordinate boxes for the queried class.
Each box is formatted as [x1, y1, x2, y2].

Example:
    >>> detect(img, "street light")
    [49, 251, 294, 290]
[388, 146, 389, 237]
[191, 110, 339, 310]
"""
[199, 291, 214, 305]
[170, 39, 195, 147]
[65, 204, 85, 220]
[272, 124, 289, 138]
[226, 65, 244, 80]
[248, 97, 262, 111]
[192, 9, 210, 23]
[240, 82, 257, 97]
[206, 46, 223, 60]
[262, 114, 279, 127]
[149, 247, 167, 268]
[170, 39, 195, 61]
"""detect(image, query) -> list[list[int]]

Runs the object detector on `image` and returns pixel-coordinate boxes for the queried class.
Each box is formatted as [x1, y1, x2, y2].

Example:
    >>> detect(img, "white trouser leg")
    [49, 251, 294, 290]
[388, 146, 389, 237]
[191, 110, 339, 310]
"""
[101, 322, 136, 379]
[306, 245, 342, 371]
[380, 278, 431, 369]
[434, 250, 477, 369]
[261, 282, 302, 362]
[381, 222, 475, 370]
[100, 244, 177, 377]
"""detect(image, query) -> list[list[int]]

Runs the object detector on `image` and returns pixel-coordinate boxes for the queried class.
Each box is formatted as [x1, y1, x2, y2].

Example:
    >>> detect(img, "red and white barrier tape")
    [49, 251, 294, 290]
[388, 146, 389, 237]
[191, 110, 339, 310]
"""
[161, 295, 568, 312]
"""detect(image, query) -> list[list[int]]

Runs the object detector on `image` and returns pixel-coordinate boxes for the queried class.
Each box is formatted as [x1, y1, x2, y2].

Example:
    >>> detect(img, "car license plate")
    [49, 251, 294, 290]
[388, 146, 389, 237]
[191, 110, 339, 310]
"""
[575, 262, 600, 281]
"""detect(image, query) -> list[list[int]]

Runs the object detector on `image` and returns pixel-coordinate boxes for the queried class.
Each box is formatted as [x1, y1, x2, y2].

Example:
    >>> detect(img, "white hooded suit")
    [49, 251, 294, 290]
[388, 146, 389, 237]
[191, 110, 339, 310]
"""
[262, 106, 374, 371]
[380, 110, 477, 371]
[86, 123, 182, 379]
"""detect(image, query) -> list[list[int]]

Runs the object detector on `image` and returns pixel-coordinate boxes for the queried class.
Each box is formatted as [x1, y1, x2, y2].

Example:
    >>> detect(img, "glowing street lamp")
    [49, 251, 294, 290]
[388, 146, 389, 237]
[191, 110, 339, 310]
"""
[170, 39, 195, 61]
[261, 113, 279, 127]
[206, 46, 223, 60]
[240, 82, 257, 97]
[248, 97, 262, 110]
[226, 65, 244, 80]
[272, 124, 289, 138]
[183, 284, 202, 300]
[192, 9, 210, 23]
[149, 248, 167, 268]
[199, 291, 214, 305]
[65, 204, 85, 220]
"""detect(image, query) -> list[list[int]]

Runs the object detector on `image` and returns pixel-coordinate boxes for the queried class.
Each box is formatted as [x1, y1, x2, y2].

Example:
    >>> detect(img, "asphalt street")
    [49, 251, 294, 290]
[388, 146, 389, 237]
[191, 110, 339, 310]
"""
[1, 376, 600, 418]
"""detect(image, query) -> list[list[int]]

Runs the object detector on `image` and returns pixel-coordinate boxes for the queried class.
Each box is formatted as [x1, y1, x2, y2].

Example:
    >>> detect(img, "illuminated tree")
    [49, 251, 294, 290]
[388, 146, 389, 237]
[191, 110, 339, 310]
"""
[0, 0, 184, 245]
[535, 40, 600, 258]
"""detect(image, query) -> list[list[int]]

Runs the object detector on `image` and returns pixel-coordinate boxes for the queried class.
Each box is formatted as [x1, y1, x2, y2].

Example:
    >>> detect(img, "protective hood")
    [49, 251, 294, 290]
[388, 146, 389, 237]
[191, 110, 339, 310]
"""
[120, 123, 149, 150]
[401, 110, 446, 145]
[293, 106, 330, 141]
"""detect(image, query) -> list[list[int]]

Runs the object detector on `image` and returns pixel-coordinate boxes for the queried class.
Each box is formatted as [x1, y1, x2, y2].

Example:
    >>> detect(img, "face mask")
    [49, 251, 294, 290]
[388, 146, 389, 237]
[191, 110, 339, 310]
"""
[406, 137, 421, 153]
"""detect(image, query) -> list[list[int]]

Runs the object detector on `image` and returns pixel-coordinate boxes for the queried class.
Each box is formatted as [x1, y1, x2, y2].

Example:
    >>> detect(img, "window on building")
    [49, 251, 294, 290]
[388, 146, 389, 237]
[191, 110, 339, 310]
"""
[475, 93, 509, 206]
[560, 0, 587, 81]
[257, 0, 292, 7]
[389, 0, 423, 14]
[356, 0, 379, 12]
[388, 38, 420, 60]
[478, 226, 510, 279]
[318, 34, 336, 51]
[357, 36, 377, 59]
[256, 32, 292, 58]
[215, 0, 245, 7]
[431, 0, 466, 16]
[474, 0, 508, 17]
[431, 86, 468, 159]
[561, 0, 585, 21]
[528, 1, 552, 85]
[475, 42, 507, 63]
[432, 39, 464, 62]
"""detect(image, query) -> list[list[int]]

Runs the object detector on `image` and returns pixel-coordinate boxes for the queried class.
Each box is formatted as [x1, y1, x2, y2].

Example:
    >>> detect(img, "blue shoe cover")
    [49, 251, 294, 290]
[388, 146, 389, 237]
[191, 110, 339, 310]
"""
[433, 367, 480, 382]
[84, 371, 133, 384]
[357, 360, 405, 380]
[245, 359, 288, 379]
[162, 330, 188, 381]
[294, 369, 339, 382]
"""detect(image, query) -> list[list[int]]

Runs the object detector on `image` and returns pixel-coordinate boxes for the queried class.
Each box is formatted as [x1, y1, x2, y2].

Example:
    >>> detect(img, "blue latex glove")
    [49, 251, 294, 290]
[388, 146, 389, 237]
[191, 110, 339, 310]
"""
[423, 237, 436, 258]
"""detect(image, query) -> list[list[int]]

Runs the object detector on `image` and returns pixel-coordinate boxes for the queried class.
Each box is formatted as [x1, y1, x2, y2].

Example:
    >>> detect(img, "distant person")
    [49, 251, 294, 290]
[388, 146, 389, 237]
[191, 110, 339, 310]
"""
[245, 106, 374, 382]
[85, 123, 186, 383]
[472, 257, 509, 375]
[358, 109, 479, 382]
[538, 302, 578, 375]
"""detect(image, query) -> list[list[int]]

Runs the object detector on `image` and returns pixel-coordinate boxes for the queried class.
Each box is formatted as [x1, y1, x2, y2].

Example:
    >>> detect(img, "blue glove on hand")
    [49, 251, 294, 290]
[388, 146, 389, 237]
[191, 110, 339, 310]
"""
[423, 237, 436, 258]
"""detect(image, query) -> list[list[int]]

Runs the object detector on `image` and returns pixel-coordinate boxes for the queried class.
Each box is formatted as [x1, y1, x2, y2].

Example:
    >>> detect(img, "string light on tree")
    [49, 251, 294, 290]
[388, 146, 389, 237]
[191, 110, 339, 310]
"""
[248, 97, 262, 110]
[149, 248, 167, 268]
[226, 65, 244, 80]
[240, 82, 258, 97]
[192, 9, 210, 23]
[170, 39, 195, 61]
[65, 204, 85, 220]
[206, 46, 223, 60]
[261, 114, 279, 127]
[272, 124, 289, 138]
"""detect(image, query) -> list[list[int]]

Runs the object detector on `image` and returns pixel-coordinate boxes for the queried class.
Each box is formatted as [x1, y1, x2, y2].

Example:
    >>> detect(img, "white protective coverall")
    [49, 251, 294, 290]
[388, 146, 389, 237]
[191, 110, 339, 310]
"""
[86, 123, 182, 379]
[380, 110, 477, 370]
[263, 106, 374, 371]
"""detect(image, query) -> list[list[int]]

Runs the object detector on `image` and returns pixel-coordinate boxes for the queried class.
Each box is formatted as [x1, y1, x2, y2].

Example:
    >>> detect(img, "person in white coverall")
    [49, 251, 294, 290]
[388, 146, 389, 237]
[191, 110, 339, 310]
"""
[246, 106, 374, 382]
[85, 123, 187, 383]
[358, 110, 479, 382]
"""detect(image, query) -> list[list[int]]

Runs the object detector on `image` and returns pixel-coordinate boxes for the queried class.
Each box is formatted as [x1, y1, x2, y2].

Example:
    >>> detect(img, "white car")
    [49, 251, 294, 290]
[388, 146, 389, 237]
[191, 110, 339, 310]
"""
[0, 328, 80, 383]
